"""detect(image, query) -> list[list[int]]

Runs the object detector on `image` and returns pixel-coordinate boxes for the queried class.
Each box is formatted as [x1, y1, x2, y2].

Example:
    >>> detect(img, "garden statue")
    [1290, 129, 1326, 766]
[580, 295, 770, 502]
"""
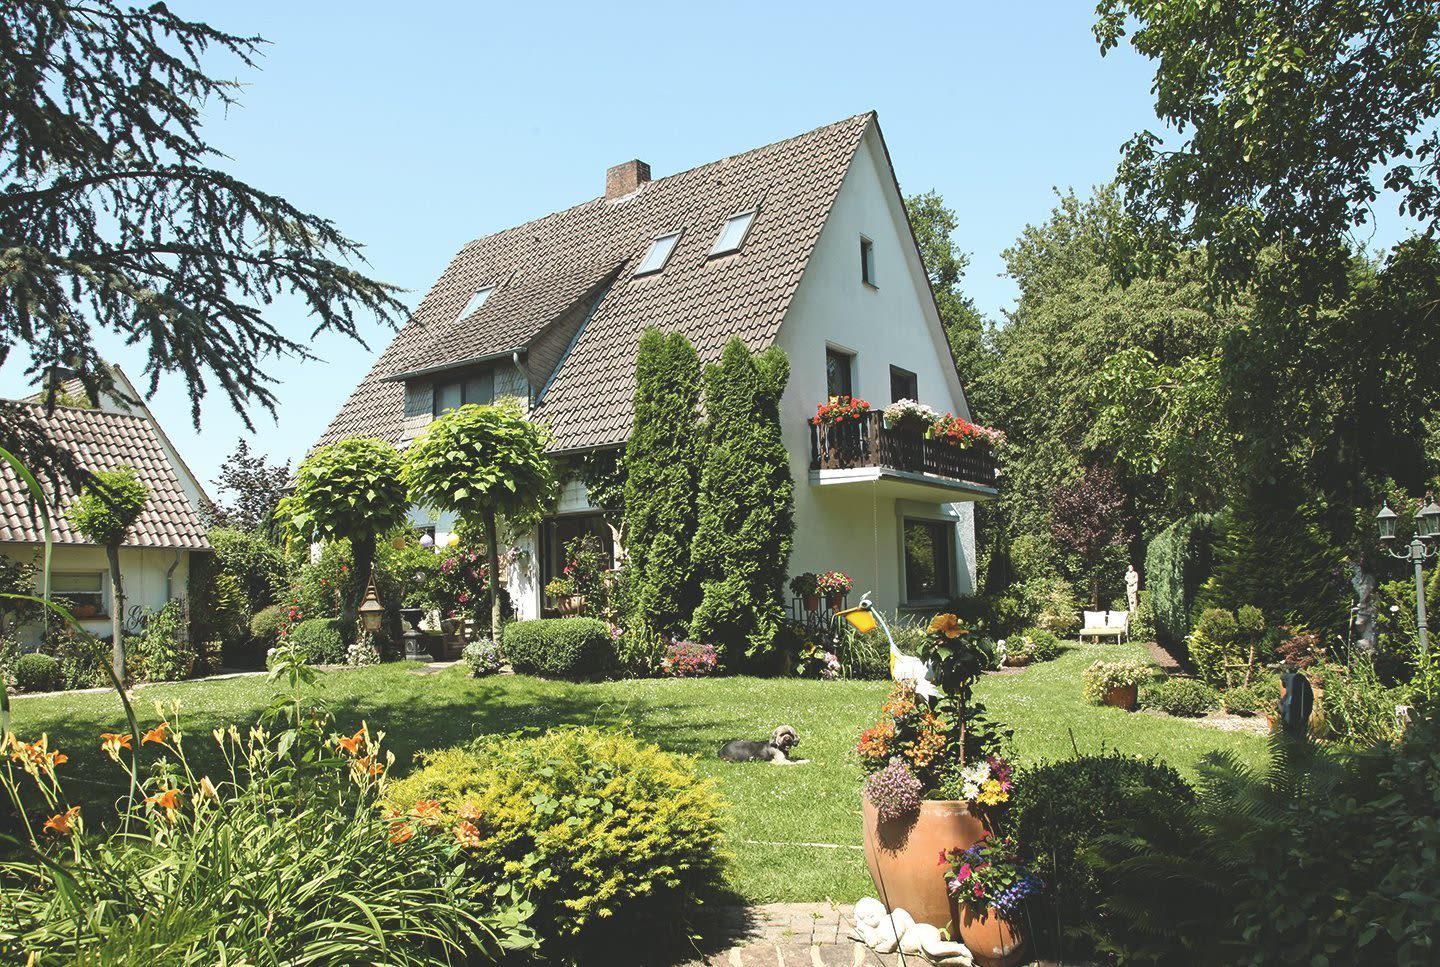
[1125, 564, 1140, 613]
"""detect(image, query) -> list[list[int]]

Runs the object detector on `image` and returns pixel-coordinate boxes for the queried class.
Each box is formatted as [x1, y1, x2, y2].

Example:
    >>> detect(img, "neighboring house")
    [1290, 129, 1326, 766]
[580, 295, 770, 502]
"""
[317, 112, 996, 619]
[0, 367, 211, 647]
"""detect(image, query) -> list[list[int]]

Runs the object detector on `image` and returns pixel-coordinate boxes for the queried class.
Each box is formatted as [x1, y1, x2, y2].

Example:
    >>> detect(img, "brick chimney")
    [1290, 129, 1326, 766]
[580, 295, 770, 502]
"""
[606, 159, 651, 200]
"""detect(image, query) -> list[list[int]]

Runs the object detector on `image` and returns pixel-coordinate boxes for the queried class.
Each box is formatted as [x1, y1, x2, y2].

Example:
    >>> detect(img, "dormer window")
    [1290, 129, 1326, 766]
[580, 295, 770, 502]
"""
[709, 210, 757, 256]
[433, 369, 495, 416]
[635, 232, 682, 276]
[454, 286, 495, 324]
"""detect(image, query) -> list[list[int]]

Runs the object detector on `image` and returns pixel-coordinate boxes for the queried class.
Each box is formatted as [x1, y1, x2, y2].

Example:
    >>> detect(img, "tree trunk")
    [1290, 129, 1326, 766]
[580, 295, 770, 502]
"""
[349, 533, 376, 637]
[483, 510, 501, 644]
[108, 543, 125, 681]
[1090, 573, 1100, 611]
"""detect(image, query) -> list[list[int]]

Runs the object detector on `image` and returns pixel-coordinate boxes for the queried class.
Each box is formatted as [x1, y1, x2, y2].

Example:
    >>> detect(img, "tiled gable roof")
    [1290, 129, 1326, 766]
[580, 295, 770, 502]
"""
[0, 405, 210, 549]
[317, 113, 873, 451]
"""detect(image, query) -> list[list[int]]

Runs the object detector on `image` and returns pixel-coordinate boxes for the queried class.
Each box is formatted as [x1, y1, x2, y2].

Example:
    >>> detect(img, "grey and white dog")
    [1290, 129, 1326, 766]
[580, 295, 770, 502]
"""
[718, 726, 807, 765]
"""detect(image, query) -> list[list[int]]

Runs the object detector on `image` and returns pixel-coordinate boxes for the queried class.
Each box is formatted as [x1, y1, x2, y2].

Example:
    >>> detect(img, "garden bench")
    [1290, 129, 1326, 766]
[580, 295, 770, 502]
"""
[1080, 609, 1130, 643]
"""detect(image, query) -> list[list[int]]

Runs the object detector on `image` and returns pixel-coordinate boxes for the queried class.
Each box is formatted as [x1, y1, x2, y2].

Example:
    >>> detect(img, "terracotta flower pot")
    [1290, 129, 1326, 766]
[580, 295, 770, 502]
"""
[861, 797, 989, 930]
[1103, 684, 1138, 710]
[803, 594, 820, 613]
[826, 592, 845, 610]
[73, 603, 98, 620]
[953, 903, 1026, 967]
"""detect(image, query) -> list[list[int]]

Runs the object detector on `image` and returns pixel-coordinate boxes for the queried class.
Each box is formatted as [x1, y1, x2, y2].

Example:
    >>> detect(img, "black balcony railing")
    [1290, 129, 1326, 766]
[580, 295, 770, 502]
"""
[808, 411, 998, 488]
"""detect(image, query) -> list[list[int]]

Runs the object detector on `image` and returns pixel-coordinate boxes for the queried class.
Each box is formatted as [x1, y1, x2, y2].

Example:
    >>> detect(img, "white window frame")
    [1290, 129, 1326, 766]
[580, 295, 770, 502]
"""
[709, 209, 758, 257]
[895, 504, 961, 607]
[51, 571, 109, 618]
[634, 231, 682, 276]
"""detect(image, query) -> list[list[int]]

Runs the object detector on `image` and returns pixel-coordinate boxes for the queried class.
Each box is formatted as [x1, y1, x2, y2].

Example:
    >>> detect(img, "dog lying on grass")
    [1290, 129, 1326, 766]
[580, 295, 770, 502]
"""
[717, 726, 807, 764]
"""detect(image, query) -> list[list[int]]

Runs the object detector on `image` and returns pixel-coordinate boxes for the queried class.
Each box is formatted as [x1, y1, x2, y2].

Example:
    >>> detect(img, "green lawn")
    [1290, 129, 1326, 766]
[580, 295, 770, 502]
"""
[7, 640, 1263, 903]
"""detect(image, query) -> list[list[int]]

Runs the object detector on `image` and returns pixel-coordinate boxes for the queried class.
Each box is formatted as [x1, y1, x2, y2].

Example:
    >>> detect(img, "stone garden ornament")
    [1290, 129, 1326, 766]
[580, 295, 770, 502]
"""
[1125, 564, 1140, 613]
[850, 897, 975, 965]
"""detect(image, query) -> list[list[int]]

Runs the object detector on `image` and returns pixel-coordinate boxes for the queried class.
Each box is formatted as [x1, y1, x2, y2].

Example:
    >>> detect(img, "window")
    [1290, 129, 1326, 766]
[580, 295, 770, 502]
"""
[709, 210, 757, 256]
[904, 519, 953, 602]
[432, 368, 495, 416]
[635, 232, 682, 276]
[453, 286, 495, 324]
[539, 514, 615, 611]
[53, 572, 106, 617]
[861, 236, 877, 286]
[889, 366, 918, 402]
[826, 348, 854, 399]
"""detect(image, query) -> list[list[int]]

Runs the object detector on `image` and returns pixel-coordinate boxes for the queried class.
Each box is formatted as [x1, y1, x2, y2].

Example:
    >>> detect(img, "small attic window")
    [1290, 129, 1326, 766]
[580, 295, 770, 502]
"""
[635, 232, 682, 276]
[709, 210, 757, 257]
[454, 286, 495, 324]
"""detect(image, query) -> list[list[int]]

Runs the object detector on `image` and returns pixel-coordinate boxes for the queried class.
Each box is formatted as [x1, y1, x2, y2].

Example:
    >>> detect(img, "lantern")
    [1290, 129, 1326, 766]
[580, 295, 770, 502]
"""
[1377, 502, 1398, 544]
[419, 531, 435, 550]
[1417, 495, 1440, 541]
[357, 570, 384, 634]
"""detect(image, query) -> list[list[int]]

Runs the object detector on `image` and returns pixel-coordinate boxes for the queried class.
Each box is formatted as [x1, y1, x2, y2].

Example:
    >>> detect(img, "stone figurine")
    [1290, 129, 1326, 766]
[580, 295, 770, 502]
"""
[1125, 564, 1140, 613]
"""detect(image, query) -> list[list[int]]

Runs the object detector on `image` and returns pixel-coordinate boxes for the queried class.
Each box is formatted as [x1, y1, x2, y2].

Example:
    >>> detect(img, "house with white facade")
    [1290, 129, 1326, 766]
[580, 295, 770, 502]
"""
[316, 113, 996, 620]
[0, 366, 211, 647]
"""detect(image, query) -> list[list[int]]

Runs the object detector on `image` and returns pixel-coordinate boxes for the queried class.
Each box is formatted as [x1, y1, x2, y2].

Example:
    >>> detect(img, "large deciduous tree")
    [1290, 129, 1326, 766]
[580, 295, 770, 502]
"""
[276, 438, 408, 627]
[621, 329, 703, 637]
[1050, 465, 1131, 610]
[0, 1, 403, 475]
[67, 466, 147, 678]
[689, 338, 794, 664]
[402, 400, 556, 641]
[1096, 0, 1440, 287]
[207, 439, 292, 534]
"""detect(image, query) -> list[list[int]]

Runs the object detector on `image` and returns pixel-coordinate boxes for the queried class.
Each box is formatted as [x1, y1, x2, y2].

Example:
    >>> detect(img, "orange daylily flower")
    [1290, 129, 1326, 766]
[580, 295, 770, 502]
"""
[457, 800, 483, 822]
[43, 805, 81, 835]
[8, 734, 67, 772]
[99, 732, 133, 759]
[142, 722, 170, 745]
[413, 799, 443, 825]
[453, 820, 482, 848]
[389, 822, 415, 845]
[927, 613, 965, 638]
[352, 755, 384, 779]
[336, 727, 367, 756]
[146, 787, 184, 822]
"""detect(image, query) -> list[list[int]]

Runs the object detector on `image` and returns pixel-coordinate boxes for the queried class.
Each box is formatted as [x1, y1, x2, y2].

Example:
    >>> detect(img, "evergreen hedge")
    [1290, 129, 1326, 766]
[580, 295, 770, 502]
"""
[621, 329, 702, 637]
[502, 618, 613, 678]
[689, 339, 794, 664]
[1144, 513, 1216, 651]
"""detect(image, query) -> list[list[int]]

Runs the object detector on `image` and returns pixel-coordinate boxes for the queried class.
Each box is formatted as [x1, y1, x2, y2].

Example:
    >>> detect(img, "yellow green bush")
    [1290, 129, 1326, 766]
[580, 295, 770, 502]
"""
[383, 727, 730, 947]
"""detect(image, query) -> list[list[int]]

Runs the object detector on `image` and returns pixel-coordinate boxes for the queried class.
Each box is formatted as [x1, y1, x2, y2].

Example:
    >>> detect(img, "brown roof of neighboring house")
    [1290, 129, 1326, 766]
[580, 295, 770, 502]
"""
[0, 405, 210, 550]
[317, 112, 874, 452]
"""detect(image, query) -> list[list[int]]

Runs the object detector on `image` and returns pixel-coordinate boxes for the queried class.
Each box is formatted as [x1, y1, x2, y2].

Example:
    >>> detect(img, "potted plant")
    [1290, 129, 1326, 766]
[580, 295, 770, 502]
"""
[815, 570, 853, 610]
[928, 413, 1007, 450]
[1081, 658, 1152, 710]
[881, 399, 941, 432]
[544, 576, 582, 616]
[940, 834, 1039, 967]
[810, 396, 871, 425]
[856, 612, 1002, 930]
[789, 572, 821, 612]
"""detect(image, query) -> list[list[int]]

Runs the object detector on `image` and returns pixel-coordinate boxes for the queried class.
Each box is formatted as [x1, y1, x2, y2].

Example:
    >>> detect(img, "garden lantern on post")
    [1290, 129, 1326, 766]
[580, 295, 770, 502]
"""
[357, 568, 385, 635]
[1376, 496, 1436, 667]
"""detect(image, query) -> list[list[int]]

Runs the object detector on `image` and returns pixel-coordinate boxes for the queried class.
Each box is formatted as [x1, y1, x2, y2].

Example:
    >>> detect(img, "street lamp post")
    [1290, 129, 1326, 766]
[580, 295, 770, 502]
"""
[1376, 494, 1440, 663]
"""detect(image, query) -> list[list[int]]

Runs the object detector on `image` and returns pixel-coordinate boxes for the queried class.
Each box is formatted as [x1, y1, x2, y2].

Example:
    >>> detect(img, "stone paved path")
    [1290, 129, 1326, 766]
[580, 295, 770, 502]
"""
[677, 902, 911, 966]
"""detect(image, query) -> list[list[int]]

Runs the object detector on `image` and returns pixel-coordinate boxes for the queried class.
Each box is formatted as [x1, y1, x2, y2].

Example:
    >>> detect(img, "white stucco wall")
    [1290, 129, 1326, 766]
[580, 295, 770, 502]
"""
[3, 543, 191, 649]
[774, 125, 980, 614]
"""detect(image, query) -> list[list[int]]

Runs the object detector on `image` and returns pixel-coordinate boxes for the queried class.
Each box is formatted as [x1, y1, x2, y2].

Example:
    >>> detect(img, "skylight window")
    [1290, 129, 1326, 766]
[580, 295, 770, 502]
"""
[634, 232, 682, 276]
[709, 210, 757, 256]
[454, 286, 495, 324]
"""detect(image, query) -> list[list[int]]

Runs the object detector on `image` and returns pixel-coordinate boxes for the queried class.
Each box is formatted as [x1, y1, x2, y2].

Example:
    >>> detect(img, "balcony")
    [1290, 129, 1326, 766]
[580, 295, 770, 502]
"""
[808, 411, 998, 501]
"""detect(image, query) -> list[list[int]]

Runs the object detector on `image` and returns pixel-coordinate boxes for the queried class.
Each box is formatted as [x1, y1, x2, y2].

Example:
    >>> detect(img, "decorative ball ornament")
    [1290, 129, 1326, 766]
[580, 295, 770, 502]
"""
[419, 532, 435, 549]
[446, 533, 460, 547]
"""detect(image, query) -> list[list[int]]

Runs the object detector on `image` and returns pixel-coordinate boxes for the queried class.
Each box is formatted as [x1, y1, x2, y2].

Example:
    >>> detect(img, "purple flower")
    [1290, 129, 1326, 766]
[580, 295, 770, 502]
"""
[864, 758, 922, 821]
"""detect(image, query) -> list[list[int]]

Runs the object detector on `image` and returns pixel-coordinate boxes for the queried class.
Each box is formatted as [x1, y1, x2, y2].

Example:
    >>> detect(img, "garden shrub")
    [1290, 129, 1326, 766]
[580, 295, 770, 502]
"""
[1143, 677, 1218, 717]
[249, 604, 287, 647]
[615, 614, 667, 677]
[286, 617, 346, 665]
[1314, 657, 1409, 747]
[13, 652, 62, 692]
[1187, 607, 1239, 686]
[1144, 513, 1216, 651]
[188, 554, 250, 659]
[129, 600, 194, 682]
[43, 624, 109, 689]
[462, 639, 504, 677]
[1010, 751, 1194, 963]
[1086, 721, 1440, 966]
[502, 618, 613, 677]
[1220, 677, 1281, 716]
[1012, 627, 1061, 663]
[382, 728, 729, 950]
[207, 526, 287, 613]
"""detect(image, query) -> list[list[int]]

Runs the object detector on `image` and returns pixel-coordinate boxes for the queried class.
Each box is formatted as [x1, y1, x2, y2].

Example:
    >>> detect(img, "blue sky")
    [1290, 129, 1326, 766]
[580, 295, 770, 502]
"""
[0, 2, 1273, 485]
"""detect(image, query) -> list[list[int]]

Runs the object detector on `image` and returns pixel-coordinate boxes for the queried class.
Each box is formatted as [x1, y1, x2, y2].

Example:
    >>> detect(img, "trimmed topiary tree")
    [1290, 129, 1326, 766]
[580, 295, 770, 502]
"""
[501, 617, 613, 677]
[621, 328, 703, 637]
[67, 466, 148, 680]
[402, 399, 556, 642]
[689, 338, 794, 664]
[276, 438, 407, 631]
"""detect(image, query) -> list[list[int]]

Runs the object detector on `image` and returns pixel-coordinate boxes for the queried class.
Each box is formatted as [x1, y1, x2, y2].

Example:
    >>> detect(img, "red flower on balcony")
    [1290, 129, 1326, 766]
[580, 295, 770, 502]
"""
[811, 396, 871, 425]
[929, 413, 1006, 449]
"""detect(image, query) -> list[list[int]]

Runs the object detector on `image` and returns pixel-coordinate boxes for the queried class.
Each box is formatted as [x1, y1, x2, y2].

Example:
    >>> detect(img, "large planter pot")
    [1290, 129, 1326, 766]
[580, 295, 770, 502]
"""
[557, 595, 585, 617]
[1103, 684, 1138, 710]
[826, 592, 845, 610]
[861, 797, 989, 930]
[803, 594, 820, 613]
[953, 902, 1026, 967]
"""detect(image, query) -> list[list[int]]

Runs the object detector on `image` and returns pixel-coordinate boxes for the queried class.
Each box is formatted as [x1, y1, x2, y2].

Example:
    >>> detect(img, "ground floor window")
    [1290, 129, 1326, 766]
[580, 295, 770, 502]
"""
[53, 572, 107, 617]
[539, 513, 615, 606]
[903, 518, 953, 603]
